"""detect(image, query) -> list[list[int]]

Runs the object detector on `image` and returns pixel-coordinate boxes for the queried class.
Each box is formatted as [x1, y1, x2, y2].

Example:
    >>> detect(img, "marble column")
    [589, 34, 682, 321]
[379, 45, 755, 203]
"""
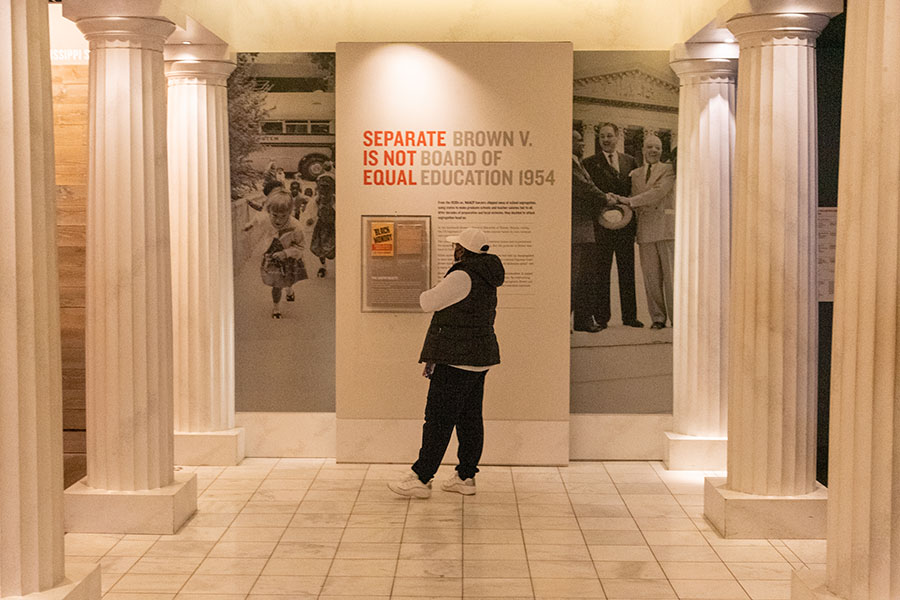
[62, 11, 197, 534]
[0, 1, 100, 597]
[665, 42, 737, 470]
[793, 1, 900, 598]
[165, 45, 244, 465]
[703, 1, 841, 538]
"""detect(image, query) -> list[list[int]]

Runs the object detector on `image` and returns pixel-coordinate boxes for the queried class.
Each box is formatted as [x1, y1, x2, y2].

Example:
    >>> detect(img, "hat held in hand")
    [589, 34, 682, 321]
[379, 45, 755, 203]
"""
[598, 203, 634, 230]
[447, 228, 490, 253]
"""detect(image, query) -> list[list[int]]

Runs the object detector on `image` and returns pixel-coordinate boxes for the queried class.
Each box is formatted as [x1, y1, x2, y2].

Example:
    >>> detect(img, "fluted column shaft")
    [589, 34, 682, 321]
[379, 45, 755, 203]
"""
[0, 1, 66, 594]
[825, 1, 900, 598]
[670, 54, 736, 438]
[726, 12, 829, 496]
[166, 57, 236, 433]
[78, 16, 176, 491]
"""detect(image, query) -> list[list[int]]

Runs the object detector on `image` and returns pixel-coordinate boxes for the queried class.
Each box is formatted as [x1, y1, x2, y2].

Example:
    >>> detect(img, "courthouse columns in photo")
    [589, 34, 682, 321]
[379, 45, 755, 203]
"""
[165, 30, 244, 466]
[703, 0, 841, 538]
[0, 1, 99, 597]
[793, 1, 900, 598]
[665, 40, 737, 471]
[62, 2, 197, 534]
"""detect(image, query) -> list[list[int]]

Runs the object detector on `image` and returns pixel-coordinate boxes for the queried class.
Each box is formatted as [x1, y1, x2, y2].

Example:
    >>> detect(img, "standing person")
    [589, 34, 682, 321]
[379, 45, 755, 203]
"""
[289, 180, 307, 218]
[571, 129, 609, 333]
[389, 228, 505, 498]
[615, 134, 675, 329]
[582, 123, 643, 329]
[310, 173, 335, 278]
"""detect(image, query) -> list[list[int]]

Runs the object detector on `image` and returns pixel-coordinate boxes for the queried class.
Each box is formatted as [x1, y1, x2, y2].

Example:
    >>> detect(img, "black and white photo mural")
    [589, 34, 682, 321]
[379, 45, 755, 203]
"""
[571, 51, 679, 415]
[229, 52, 336, 412]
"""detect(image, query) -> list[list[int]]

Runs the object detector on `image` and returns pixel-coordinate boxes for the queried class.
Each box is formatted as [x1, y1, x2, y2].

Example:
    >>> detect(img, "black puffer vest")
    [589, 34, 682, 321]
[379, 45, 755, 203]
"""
[419, 253, 505, 366]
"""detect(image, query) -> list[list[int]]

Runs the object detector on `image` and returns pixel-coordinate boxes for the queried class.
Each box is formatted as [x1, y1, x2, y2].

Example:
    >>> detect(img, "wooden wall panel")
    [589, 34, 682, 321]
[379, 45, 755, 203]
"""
[53, 64, 89, 484]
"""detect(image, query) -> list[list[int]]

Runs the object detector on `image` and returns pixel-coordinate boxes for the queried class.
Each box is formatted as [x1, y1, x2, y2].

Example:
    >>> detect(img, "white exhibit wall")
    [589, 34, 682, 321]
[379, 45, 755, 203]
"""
[335, 42, 572, 464]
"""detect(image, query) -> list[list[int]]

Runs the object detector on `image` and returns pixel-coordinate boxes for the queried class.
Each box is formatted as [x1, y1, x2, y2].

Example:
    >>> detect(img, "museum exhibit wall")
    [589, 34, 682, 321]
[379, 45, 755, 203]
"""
[46, 0, 733, 469]
[334, 42, 572, 464]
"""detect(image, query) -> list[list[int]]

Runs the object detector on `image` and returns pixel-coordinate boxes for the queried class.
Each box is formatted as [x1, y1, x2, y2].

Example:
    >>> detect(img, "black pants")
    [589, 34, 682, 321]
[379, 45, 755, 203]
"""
[412, 365, 487, 483]
[572, 242, 600, 328]
[595, 220, 638, 324]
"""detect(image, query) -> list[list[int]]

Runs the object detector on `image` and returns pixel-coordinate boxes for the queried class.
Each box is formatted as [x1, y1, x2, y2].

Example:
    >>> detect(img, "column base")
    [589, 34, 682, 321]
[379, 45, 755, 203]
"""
[16, 561, 101, 600]
[704, 477, 826, 539]
[791, 567, 842, 599]
[174, 427, 245, 466]
[663, 431, 727, 470]
[64, 471, 197, 534]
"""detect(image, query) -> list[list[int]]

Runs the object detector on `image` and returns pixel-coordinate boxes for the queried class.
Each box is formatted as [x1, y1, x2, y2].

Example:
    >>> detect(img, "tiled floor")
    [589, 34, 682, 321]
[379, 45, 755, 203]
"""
[64, 459, 825, 599]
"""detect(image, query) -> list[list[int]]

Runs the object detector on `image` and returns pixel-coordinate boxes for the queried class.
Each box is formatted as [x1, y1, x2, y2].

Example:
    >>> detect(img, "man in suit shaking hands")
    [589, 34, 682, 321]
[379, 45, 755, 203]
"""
[571, 129, 610, 333]
[582, 123, 642, 330]
[611, 134, 675, 329]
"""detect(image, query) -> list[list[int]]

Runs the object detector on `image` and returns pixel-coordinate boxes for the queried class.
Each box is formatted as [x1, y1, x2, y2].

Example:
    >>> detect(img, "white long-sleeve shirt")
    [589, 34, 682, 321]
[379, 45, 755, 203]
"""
[419, 270, 471, 312]
[419, 270, 490, 372]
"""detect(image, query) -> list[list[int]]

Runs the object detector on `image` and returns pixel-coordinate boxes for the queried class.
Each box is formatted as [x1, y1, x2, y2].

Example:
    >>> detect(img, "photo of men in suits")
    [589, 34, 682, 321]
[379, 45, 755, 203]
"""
[582, 123, 643, 330]
[612, 134, 675, 329]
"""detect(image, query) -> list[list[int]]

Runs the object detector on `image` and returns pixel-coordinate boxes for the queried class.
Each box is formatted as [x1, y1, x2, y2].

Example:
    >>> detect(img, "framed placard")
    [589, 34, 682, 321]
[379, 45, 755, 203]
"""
[361, 215, 431, 312]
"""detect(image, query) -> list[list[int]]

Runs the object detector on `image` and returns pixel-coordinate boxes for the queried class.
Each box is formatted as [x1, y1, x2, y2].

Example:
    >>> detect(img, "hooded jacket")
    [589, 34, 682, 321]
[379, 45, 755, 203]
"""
[419, 253, 505, 367]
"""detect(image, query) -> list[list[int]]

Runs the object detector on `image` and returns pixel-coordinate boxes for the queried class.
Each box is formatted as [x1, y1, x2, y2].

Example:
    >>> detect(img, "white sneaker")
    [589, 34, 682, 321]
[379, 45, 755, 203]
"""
[388, 470, 432, 498]
[441, 473, 476, 495]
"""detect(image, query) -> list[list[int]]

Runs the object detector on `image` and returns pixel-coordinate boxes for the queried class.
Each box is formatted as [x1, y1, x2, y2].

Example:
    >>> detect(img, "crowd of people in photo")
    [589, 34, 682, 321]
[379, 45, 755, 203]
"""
[571, 123, 676, 333]
[244, 159, 336, 319]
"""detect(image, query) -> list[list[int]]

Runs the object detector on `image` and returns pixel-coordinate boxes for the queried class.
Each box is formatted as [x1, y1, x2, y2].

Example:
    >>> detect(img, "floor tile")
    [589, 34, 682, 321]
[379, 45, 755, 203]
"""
[714, 545, 787, 563]
[593, 561, 665, 579]
[400, 542, 462, 560]
[528, 559, 597, 578]
[261, 557, 332, 576]
[659, 560, 735, 579]
[391, 576, 462, 596]
[464, 577, 535, 597]
[180, 574, 257, 594]
[464, 529, 523, 544]
[464, 559, 530, 578]
[207, 540, 276, 558]
[339, 527, 403, 543]
[395, 558, 461, 578]
[334, 541, 400, 559]
[726, 561, 794, 580]
[601, 578, 676, 599]
[320, 575, 394, 596]
[329, 558, 398, 577]
[464, 543, 527, 560]
[531, 577, 605, 598]
[526, 543, 591, 561]
[589, 544, 655, 562]
[110, 573, 190, 594]
[273, 541, 339, 559]
[669, 579, 751, 599]
[195, 557, 267, 575]
[739, 579, 792, 600]
[523, 529, 587, 545]
[250, 575, 324, 595]
[64, 533, 122, 556]
[128, 555, 203, 575]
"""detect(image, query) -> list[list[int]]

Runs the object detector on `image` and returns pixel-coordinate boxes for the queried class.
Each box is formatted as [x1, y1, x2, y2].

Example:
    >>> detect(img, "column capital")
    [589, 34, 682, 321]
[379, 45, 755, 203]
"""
[726, 12, 831, 46]
[717, 1, 842, 46]
[74, 16, 175, 51]
[165, 56, 235, 86]
[670, 43, 739, 82]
